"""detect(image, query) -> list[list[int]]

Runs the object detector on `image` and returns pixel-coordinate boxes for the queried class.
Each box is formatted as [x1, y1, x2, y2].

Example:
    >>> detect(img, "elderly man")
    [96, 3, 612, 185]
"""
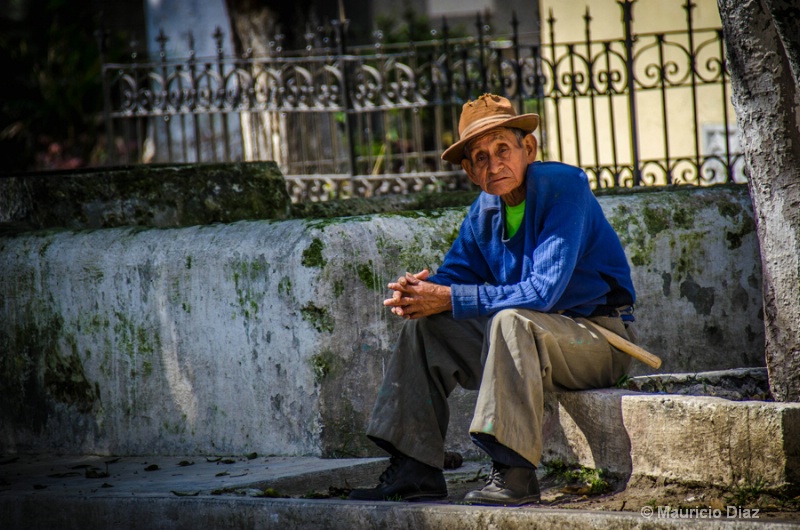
[349, 94, 636, 506]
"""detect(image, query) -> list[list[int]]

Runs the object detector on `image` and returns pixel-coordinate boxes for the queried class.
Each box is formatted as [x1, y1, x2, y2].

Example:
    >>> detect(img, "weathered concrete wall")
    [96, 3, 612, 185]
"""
[604, 186, 762, 372]
[0, 185, 763, 458]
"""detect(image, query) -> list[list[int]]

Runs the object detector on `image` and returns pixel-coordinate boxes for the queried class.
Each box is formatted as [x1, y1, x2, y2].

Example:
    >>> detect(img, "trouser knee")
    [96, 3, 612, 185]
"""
[489, 308, 541, 338]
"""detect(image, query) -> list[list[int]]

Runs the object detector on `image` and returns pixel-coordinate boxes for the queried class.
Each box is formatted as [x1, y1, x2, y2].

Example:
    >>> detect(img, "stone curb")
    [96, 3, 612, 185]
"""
[3, 495, 792, 530]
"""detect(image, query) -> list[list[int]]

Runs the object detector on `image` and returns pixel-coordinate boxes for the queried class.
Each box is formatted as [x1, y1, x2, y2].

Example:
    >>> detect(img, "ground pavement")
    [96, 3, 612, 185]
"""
[2, 453, 798, 529]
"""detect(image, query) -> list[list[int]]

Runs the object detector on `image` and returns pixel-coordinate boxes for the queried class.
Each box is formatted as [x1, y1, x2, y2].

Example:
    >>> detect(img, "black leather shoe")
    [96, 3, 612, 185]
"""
[348, 455, 448, 501]
[464, 462, 541, 506]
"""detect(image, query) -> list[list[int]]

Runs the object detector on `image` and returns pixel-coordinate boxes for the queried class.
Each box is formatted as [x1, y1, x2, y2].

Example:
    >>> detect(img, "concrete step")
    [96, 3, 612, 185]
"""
[0, 454, 386, 499]
[544, 368, 799, 491]
[2, 454, 796, 529]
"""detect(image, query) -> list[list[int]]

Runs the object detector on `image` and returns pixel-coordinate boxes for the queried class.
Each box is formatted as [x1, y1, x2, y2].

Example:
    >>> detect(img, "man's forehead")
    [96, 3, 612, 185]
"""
[468, 128, 518, 149]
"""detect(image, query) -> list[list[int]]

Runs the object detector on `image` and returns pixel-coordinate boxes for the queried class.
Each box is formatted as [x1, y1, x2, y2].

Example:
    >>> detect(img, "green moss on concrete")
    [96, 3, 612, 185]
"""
[643, 205, 670, 236]
[162, 415, 188, 436]
[726, 215, 756, 250]
[718, 200, 743, 219]
[302, 238, 327, 268]
[1, 319, 55, 429]
[1, 162, 291, 233]
[278, 277, 293, 297]
[609, 204, 654, 268]
[230, 258, 269, 319]
[641, 198, 697, 236]
[291, 190, 478, 220]
[111, 311, 160, 380]
[301, 304, 334, 333]
[395, 238, 436, 273]
[608, 188, 729, 268]
[77, 313, 110, 335]
[1, 311, 100, 432]
[333, 279, 345, 298]
[442, 226, 461, 251]
[44, 346, 99, 413]
[320, 397, 376, 459]
[356, 260, 383, 292]
[670, 205, 696, 230]
[675, 231, 708, 278]
[373, 211, 466, 274]
[304, 215, 373, 231]
[310, 350, 338, 383]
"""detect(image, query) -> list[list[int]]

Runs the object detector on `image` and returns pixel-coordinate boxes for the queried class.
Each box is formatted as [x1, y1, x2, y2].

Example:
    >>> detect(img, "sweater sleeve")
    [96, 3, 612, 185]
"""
[451, 195, 588, 319]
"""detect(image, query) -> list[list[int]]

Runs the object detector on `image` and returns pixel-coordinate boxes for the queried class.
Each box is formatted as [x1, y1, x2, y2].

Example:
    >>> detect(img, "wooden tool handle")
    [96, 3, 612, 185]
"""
[588, 322, 663, 369]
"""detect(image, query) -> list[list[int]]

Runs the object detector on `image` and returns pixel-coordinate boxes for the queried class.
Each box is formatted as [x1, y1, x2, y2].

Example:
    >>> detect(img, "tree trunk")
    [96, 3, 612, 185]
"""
[717, 0, 800, 401]
[224, 0, 275, 56]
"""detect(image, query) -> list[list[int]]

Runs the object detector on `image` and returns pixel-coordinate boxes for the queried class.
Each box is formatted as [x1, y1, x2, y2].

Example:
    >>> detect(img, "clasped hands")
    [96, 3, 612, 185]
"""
[384, 269, 452, 320]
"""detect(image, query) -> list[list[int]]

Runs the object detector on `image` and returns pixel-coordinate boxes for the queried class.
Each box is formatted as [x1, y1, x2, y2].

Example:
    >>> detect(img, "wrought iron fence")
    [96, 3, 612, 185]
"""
[98, 0, 743, 202]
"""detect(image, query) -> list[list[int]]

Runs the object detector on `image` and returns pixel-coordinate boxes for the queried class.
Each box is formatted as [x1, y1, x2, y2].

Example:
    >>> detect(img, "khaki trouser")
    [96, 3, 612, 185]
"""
[366, 309, 634, 470]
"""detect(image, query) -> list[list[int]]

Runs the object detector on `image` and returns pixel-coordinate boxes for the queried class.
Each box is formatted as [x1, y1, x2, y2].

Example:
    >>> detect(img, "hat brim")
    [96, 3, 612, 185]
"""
[441, 114, 539, 165]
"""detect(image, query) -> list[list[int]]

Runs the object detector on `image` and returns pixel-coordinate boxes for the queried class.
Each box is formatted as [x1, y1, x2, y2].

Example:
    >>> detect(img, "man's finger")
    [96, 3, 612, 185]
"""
[404, 272, 420, 285]
[384, 295, 411, 307]
[387, 281, 409, 293]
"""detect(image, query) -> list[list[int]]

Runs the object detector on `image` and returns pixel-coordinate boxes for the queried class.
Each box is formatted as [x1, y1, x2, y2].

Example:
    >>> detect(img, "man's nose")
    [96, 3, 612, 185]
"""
[488, 155, 503, 173]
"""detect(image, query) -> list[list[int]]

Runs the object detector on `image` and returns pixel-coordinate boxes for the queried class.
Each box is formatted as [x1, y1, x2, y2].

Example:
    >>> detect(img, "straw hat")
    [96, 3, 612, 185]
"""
[441, 94, 539, 165]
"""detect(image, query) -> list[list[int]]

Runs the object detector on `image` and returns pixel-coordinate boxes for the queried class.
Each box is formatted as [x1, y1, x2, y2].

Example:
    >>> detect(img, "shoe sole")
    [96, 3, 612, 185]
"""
[462, 494, 541, 506]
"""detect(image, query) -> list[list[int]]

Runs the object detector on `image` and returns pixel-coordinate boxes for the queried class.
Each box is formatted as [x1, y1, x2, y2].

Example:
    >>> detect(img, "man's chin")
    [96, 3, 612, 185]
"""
[488, 184, 514, 196]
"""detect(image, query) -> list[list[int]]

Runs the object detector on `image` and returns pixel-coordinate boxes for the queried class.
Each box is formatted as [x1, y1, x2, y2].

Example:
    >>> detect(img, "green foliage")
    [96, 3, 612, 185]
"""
[259, 487, 284, 498]
[0, 0, 124, 170]
[376, 2, 433, 44]
[614, 373, 632, 388]
[726, 476, 769, 507]
[543, 459, 612, 495]
[375, 1, 469, 44]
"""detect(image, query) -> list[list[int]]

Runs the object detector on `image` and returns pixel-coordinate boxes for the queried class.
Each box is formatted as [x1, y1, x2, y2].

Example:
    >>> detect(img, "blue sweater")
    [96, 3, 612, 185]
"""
[428, 161, 635, 320]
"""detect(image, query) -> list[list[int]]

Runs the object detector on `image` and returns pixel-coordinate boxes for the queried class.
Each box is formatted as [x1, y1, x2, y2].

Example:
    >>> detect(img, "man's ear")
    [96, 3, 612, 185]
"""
[461, 158, 481, 186]
[523, 134, 538, 164]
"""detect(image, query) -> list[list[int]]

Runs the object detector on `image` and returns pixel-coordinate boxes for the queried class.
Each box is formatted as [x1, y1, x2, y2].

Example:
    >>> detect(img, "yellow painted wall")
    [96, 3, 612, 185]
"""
[538, 0, 742, 185]
[541, 0, 723, 44]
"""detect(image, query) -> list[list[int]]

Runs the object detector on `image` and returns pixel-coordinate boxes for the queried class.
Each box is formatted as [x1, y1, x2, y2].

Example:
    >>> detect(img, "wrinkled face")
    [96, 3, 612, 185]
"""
[461, 128, 538, 197]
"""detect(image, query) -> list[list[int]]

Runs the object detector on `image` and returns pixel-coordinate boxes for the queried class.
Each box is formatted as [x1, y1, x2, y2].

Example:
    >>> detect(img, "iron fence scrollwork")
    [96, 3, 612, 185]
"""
[98, 0, 744, 203]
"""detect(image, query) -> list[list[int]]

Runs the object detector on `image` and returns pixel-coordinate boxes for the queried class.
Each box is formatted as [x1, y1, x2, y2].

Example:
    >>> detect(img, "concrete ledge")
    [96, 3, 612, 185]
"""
[542, 370, 798, 490]
[0, 162, 290, 231]
[0, 185, 765, 461]
[543, 388, 637, 477]
[3, 495, 793, 530]
[624, 394, 799, 489]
